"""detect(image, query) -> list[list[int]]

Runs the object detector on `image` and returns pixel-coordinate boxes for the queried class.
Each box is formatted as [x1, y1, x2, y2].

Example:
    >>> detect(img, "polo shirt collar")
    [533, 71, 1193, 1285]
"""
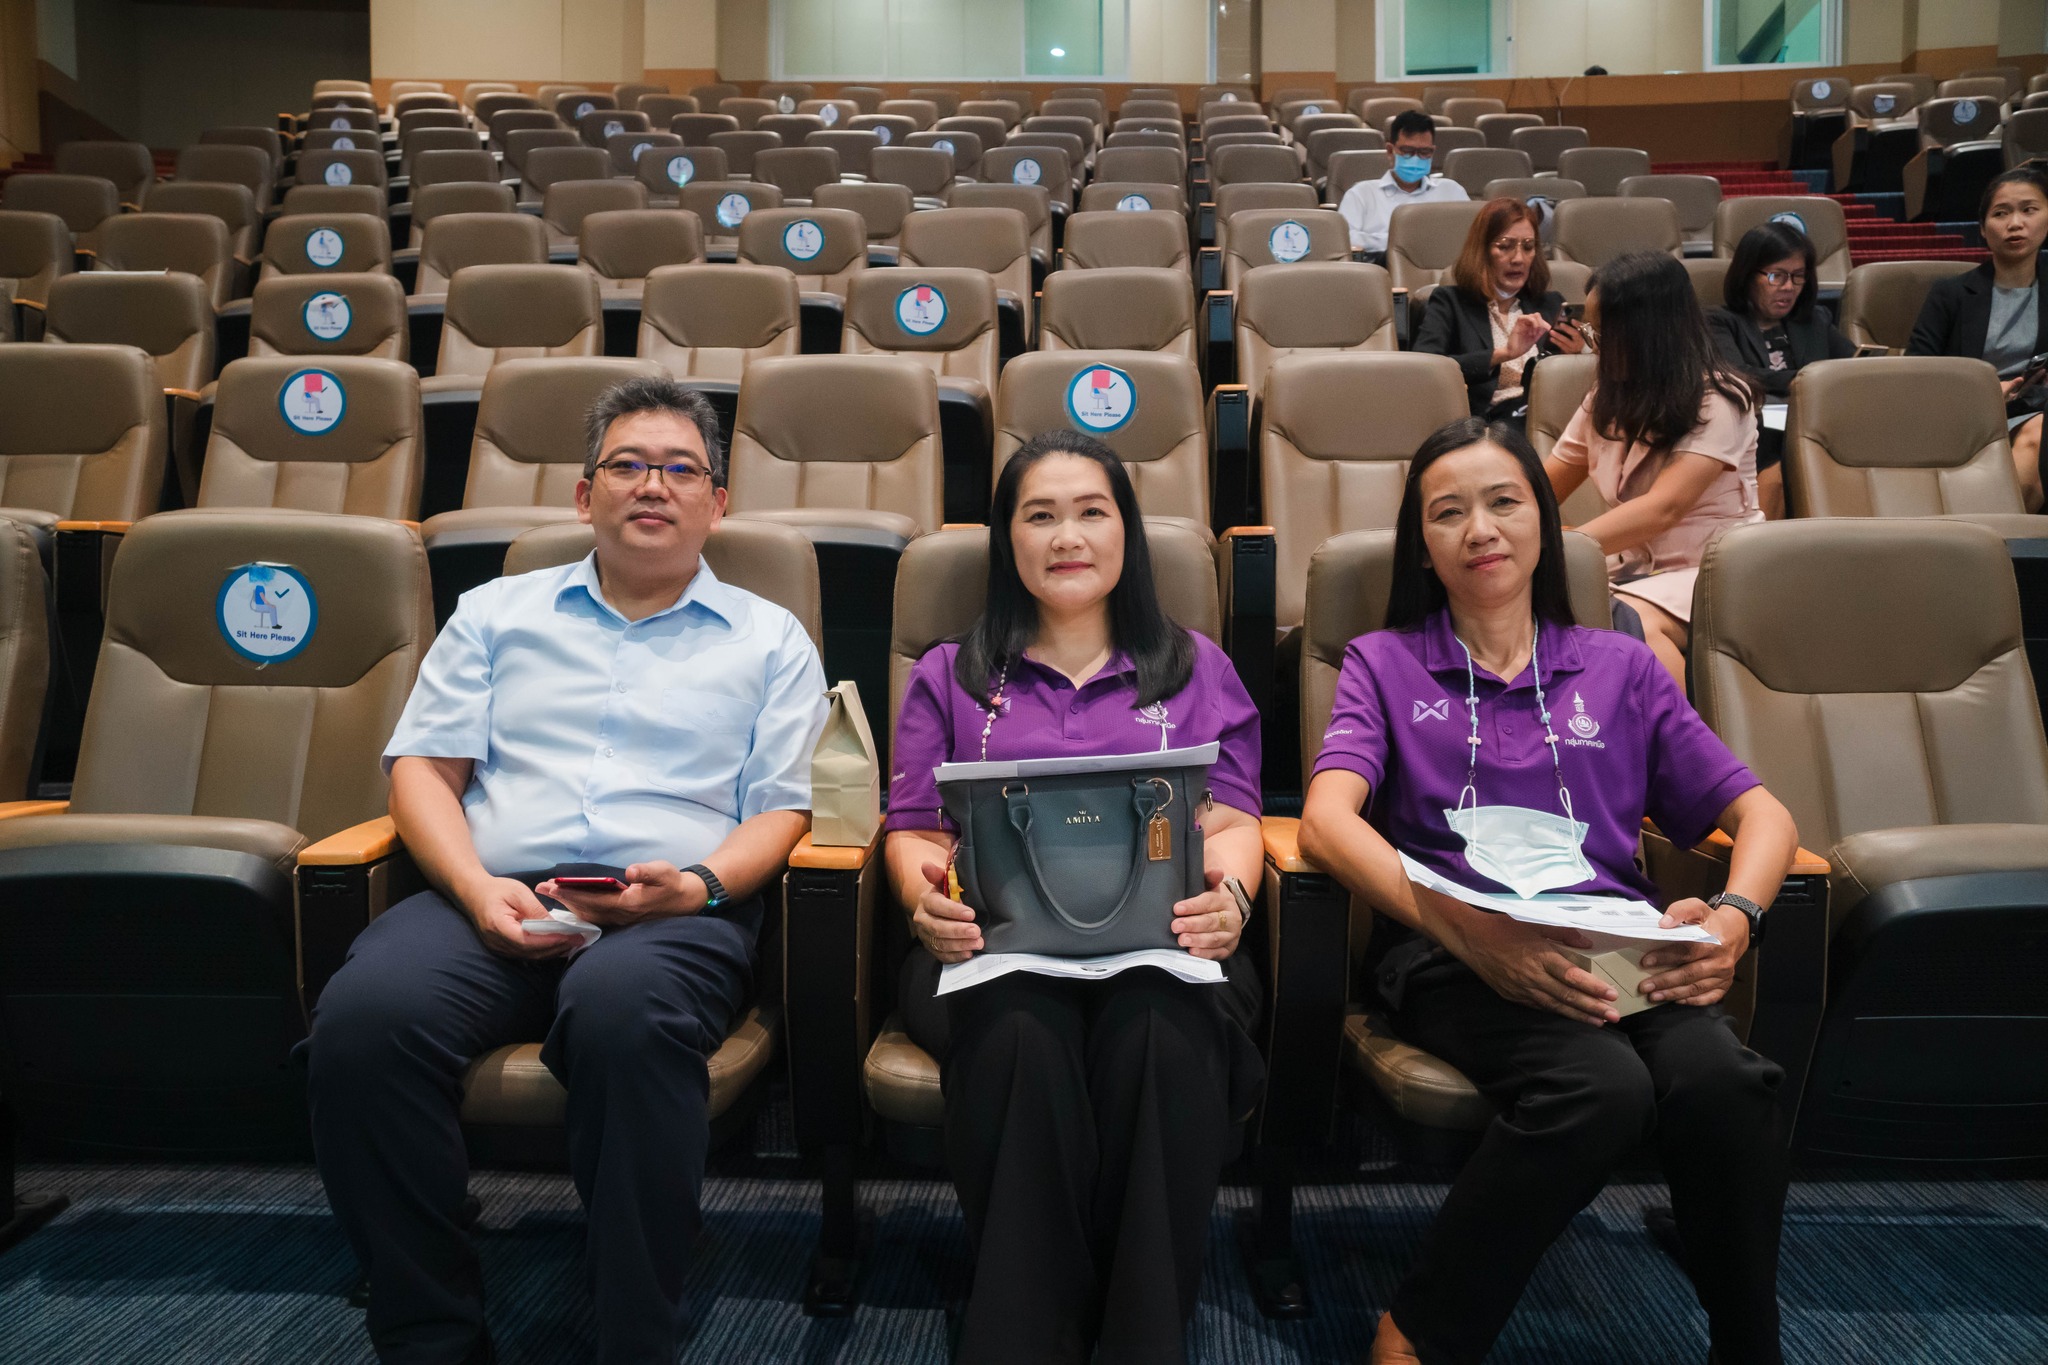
[558, 551, 735, 628]
[1419, 607, 1584, 690]
[1014, 647, 1137, 689]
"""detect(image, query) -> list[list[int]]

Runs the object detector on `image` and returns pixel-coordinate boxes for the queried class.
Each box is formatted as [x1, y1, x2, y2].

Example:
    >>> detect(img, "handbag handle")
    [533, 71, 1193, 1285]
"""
[1004, 777, 1162, 934]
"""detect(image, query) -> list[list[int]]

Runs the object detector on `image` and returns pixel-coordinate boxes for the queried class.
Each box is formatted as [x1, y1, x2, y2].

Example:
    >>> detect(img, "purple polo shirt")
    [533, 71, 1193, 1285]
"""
[886, 632, 1262, 832]
[1311, 610, 1757, 903]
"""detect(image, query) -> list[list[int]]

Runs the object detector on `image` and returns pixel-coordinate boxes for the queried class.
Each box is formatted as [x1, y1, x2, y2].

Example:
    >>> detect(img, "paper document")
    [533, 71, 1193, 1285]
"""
[1400, 853, 1718, 945]
[1761, 403, 1788, 432]
[935, 742, 1219, 785]
[938, 948, 1225, 996]
[521, 907, 602, 946]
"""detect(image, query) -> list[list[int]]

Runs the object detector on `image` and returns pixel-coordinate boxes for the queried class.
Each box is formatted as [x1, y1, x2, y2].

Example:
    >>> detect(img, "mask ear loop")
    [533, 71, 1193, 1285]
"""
[1527, 621, 1579, 826]
[1453, 630, 1484, 832]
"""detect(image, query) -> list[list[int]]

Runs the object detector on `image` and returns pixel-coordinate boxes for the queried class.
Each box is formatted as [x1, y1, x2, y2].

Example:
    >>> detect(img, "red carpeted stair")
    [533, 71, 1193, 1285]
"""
[1654, 159, 1988, 265]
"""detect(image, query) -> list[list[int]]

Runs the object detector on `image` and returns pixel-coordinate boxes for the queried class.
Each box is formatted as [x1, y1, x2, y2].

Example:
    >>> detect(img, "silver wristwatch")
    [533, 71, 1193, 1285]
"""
[1221, 874, 1254, 927]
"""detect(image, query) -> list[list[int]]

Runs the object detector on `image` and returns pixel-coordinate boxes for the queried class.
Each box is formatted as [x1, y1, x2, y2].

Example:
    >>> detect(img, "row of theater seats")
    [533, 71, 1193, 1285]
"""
[1778, 67, 2048, 209]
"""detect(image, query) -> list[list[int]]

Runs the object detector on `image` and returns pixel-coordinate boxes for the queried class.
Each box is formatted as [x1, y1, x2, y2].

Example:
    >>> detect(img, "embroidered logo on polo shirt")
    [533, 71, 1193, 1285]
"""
[1412, 699, 1450, 723]
[1564, 691, 1605, 748]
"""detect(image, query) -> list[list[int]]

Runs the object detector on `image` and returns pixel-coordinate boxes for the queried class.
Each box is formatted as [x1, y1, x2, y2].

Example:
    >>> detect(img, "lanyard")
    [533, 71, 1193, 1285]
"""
[1451, 618, 1576, 826]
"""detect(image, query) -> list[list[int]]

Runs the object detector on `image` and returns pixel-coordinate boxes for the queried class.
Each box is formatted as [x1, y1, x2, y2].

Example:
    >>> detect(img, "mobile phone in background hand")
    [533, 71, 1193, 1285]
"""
[1854, 343, 1889, 358]
[1562, 302, 1585, 323]
[552, 876, 628, 893]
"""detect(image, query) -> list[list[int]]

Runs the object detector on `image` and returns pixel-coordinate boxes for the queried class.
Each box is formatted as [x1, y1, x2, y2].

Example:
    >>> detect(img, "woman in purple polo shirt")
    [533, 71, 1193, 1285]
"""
[885, 430, 1265, 1365]
[1298, 417, 1801, 1365]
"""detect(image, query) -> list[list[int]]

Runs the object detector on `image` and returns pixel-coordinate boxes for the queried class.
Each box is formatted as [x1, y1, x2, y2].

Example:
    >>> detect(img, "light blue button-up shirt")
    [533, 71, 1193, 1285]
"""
[384, 553, 828, 875]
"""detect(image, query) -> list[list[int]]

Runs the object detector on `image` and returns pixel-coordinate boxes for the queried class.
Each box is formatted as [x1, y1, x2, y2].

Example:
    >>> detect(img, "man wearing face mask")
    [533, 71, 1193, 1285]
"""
[1338, 108, 1471, 263]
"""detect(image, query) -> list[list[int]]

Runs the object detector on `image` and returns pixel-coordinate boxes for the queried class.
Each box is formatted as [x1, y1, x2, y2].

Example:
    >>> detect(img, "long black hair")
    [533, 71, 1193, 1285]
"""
[1723, 220, 1818, 323]
[953, 429, 1196, 708]
[1386, 417, 1578, 631]
[1589, 250, 1758, 452]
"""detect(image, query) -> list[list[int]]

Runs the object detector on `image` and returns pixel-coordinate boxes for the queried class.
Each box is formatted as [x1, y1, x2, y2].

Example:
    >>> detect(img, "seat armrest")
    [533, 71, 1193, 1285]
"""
[1392, 286, 1410, 347]
[299, 814, 401, 866]
[0, 800, 68, 821]
[783, 831, 884, 1154]
[1261, 814, 1317, 874]
[1219, 526, 1276, 785]
[1255, 815, 1349, 1148]
[1206, 385, 1252, 525]
[295, 814, 420, 1012]
[53, 522, 128, 714]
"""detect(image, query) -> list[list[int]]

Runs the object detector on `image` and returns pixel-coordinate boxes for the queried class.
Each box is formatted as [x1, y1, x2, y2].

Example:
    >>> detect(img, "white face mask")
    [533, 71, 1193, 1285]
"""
[1443, 621, 1596, 899]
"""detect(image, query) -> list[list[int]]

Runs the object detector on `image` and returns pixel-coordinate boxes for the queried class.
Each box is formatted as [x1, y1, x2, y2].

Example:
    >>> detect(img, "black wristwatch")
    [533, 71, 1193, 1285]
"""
[1707, 891, 1766, 947]
[684, 863, 728, 912]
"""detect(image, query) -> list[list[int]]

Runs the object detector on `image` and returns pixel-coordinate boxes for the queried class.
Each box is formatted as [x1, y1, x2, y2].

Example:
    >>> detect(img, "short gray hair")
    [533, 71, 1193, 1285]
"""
[582, 377, 726, 485]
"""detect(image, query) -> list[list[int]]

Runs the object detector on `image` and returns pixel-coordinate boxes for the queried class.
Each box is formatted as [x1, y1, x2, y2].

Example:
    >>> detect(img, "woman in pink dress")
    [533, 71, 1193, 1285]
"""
[1542, 251, 1762, 685]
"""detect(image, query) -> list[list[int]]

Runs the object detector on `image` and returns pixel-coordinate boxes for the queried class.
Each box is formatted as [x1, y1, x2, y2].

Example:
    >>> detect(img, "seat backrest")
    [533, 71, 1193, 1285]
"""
[578, 108, 650, 149]
[1075, 181, 1189, 217]
[438, 264, 603, 378]
[1836, 259, 1973, 352]
[1477, 112, 1544, 149]
[0, 210, 73, 311]
[1300, 527, 1611, 768]
[1916, 96, 2000, 148]
[1060, 210, 1191, 272]
[1360, 97, 1425, 131]
[639, 95, 700, 127]
[1510, 124, 1589, 172]
[607, 130, 682, 177]
[1022, 115, 1095, 156]
[501, 127, 579, 175]
[307, 106, 378, 135]
[1203, 113, 1275, 140]
[199, 125, 284, 175]
[1441, 146, 1534, 198]
[1222, 207, 1351, 290]
[842, 267, 1001, 393]
[53, 141, 154, 207]
[1429, 127, 1486, 164]
[95, 212, 232, 310]
[462, 356, 665, 511]
[259, 211, 391, 281]
[44, 271, 214, 395]
[1325, 149, 1392, 205]
[250, 271, 409, 361]
[1790, 76, 1849, 113]
[1483, 176, 1588, 213]
[1690, 517, 2048, 858]
[411, 148, 499, 193]
[679, 181, 784, 246]
[1042, 97, 1105, 126]
[761, 82, 815, 110]
[958, 99, 1020, 127]
[1710, 195, 1851, 287]
[719, 97, 777, 131]
[176, 143, 274, 210]
[297, 148, 389, 192]
[880, 99, 939, 131]
[1936, 77, 2008, 103]
[979, 147, 1075, 210]
[1554, 145, 1650, 197]
[0, 341, 166, 522]
[815, 180, 914, 245]
[1550, 196, 1682, 267]
[1214, 181, 1319, 253]
[1524, 353, 1607, 523]
[555, 91, 616, 125]
[1422, 85, 1479, 116]
[1260, 351, 1468, 630]
[1849, 81, 1919, 122]
[637, 263, 801, 382]
[1785, 357, 2022, 517]
[798, 98, 861, 130]
[1293, 113, 1366, 150]
[726, 355, 943, 534]
[69, 507, 431, 839]
[1305, 128, 1385, 180]
[673, 113, 741, 146]
[2, 173, 120, 237]
[1617, 173, 1721, 235]
[737, 207, 867, 296]
[0, 516, 45, 796]
[850, 114, 917, 149]
[805, 129, 880, 180]
[993, 351, 1208, 526]
[397, 111, 471, 147]
[579, 209, 705, 292]
[641, 144, 729, 197]
[1094, 146, 1184, 186]
[489, 109, 561, 151]
[142, 179, 261, 257]
[753, 146, 841, 201]
[282, 184, 389, 224]
[871, 146, 956, 199]
[1442, 96, 1505, 128]
[937, 114, 1010, 155]
[415, 211, 547, 295]
[199, 356, 422, 519]
[1236, 261, 1396, 398]
[909, 129, 982, 179]
[1113, 122, 1186, 144]
[758, 114, 826, 148]
[2006, 109, 2048, 168]
[947, 183, 1055, 260]
[470, 90, 532, 118]
[408, 185, 518, 250]
[1038, 267, 1197, 363]
[522, 145, 612, 200]
[540, 179, 648, 245]
[1210, 142, 1304, 188]
[1383, 199, 1485, 292]
[899, 207, 1032, 300]
[1120, 99, 1181, 122]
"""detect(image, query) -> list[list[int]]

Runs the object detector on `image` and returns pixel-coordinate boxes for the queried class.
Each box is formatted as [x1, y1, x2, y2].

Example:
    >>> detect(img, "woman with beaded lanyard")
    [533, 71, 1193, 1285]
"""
[884, 430, 1264, 1364]
[1298, 417, 1801, 1365]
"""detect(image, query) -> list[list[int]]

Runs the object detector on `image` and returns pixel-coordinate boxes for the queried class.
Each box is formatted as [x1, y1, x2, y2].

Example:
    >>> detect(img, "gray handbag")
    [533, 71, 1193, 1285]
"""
[937, 744, 1214, 958]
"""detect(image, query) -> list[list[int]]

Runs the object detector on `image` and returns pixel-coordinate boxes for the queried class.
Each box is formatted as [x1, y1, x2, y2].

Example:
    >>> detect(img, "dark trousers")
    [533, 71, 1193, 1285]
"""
[1386, 960, 1787, 1365]
[305, 882, 756, 1365]
[901, 950, 1263, 1365]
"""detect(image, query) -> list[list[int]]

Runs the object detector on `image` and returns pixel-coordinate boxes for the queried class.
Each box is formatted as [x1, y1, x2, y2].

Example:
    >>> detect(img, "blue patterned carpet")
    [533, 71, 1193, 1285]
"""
[4, 1153, 2047, 1363]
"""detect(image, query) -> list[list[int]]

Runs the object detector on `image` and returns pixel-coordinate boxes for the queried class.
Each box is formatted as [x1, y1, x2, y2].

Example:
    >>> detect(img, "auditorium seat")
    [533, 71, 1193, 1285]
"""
[815, 181, 914, 257]
[93, 213, 235, 311]
[177, 143, 276, 213]
[0, 508, 432, 1153]
[1061, 210, 1191, 272]
[979, 147, 1076, 212]
[1359, 97, 1424, 133]
[1076, 182, 1190, 219]
[540, 179, 647, 253]
[1554, 146, 1651, 198]
[1619, 173, 1720, 251]
[1211, 143, 1305, 188]
[280, 183, 387, 222]
[52, 142, 154, 210]
[639, 145, 728, 202]
[576, 108, 650, 150]
[936, 115, 1010, 160]
[1525, 353, 1607, 524]
[578, 209, 705, 298]
[1, 174, 119, 252]
[759, 114, 827, 149]
[995, 351, 1209, 533]
[1324, 150, 1393, 207]
[143, 181, 262, 267]
[407, 182, 516, 251]
[752, 147, 841, 204]
[1477, 112, 1543, 149]
[1221, 207, 1350, 290]
[636, 264, 800, 437]
[250, 272, 409, 361]
[43, 272, 214, 415]
[870, 147, 956, 206]
[1902, 97, 2006, 222]
[196, 127, 284, 183]
[1511, 124, 1589, 173]
[1040, 266, 1197, 363]
[947, 184, 1057, 269]
[2006, 109, 2048, 170]
[806, 130, 881, 181]
[296, 148, 389, 197]
[718, 98, 778, 132]
[1712, 195, 1851, 290]
[1233, 261, 1397, 401]
[519, 145, 611, 205]
[1438, 147, 1529, 199]
[673, 113, 741, 147]
[1095, 146, 1186, 187]
[716, 128, 801, 181]
[1211, 182, 1318, 257]
[899, 208, 1033, 348]
[1690, 517, 2048, 1159]
[1482, 176, 1587, 212]
[470, 91, 532, 121]
[0, 515, 45, 798]
[1833, 82, 1923, 193]
[300, 127, 379, 157]
[1784, 77, 1850, 171]
[1549, 196, 1683, 268]
[430, 263, 602, 389]
[413, 211, 547, 298]
[1383, 199, 1483, 302]
[408, 148, 499, 195]
[637, 95, 699, 128]
[197, 356, 422, 519]
[799, 99, 861, 130]
[0, 342, 165, 540]
[553, 91, 616, 127]
[0, 211, 75, 342]
[258, 212, 391, 282]
[908, 130, 981, 181]
[489, 112, 562, 156]
[957, 98, 1020, 129]
[679, 181, 784, 254]
[1837, 260, 1973, 353]
[737, 207, 866, 313]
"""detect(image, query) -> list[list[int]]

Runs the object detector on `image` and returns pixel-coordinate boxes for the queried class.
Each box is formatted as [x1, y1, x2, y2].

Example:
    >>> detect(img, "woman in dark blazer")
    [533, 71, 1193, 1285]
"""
[1906, 166, 2048, 512]
[1707, 220, 1856, 518]
[1413, 196, 1588, 427]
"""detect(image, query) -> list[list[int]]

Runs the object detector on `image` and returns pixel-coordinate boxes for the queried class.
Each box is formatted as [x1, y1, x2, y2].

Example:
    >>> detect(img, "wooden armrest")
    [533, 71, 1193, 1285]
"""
[299, 815, 400, 866]
[54, 520, 132, 534]
[0, 800, 68, 821]
[1261, 815, 1320, 874]
[788, 831, 877, 870]
[1644, 819, 1831, 877]
[1391, 285, 1409, 297]
[941, 522, 985, 531]
[74, 247, 97, 259]
[1221, 525, 1275, 539]
[14, 297, 45, 312]
[164, 387, 203, 401]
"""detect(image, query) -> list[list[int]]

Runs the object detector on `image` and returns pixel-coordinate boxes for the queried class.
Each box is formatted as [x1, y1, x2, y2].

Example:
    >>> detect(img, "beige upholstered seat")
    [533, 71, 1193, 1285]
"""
[1213, 182, 1318, 256]
[176, 143, 275, 212]
[413, 212, 547, 297]
[814, 181, 913, 254]
[1210, 143, 1305, 188]
[258, 212, 392, 283]
[737, 207, 867, 298]
[1221, 207, 1350, 290]
[1039, 267, 1197, 363]
[53, 141, 154, 209]
[1554, 146, 1651, 197]
[540, 179, 647, 253]
[431, 264, 602, 384]
[900, 207, 1032, 306]
[92, 213, 234, 311]
[197, 356, 422, 519]
[679, 181, 784, 252]
[948, 184, 1055, 267]
[1784, 358, 2027, 517]
[0, 211, 72, 340]
[578, 209, 705, 297]
[250, 272, 409, 361]
[296, 149, 390, 195]
[1618, 173, 1722, 250]
[519, 146, 610, 204]
[637, 144, 729, 202]
[1060, 207, 1192, 274]
[870, 146, 956, 204]
[2, 174, 120, 249]
[842, 268, 1000, 412]
[637, 264, 801, 383]
[1836, 260, 1973, 353]
[979, 147, 1076, 212]
[43, 270, 214, 420]
[1235, 261, 1396, 399]
[407, 183, 517, 249]
[1550, 197, 1683, 268]
[143, 180, 262, 264]
[753, 146, 841, 203]
[1525, 353, 1606, 524]
[0, 342, 167, 536]
[1384, 200, 1485, 297]
[1441, 147, 1533, 198]
[725, 355, 944, 547]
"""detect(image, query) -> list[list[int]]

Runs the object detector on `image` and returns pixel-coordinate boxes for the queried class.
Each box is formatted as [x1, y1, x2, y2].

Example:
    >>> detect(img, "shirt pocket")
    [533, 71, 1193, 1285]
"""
[660, 686, 757, 734]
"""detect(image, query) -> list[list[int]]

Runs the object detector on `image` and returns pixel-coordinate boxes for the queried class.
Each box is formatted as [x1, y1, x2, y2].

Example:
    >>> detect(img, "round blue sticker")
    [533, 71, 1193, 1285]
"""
[1269, 219, 1312, 262]
[1768, 210, 1808, 235]
[778, 94, 796, 113]
[278, 367, 347, 435]
[874, 124, 893, 144]
[1954, 99, 1980, 125]
[305, 227, 346, 268]
[332, 134, 356, 151]
[323, 161, 352, 186]
[667, 154, 695, 187]
[217, 562, 318, 665]
[302, 292, 352, 341]
[1116, 193, 1151, 211]
[1012, 157, 1042, 186]
[1873, 93, 1896, 115]
[784, 218, 825, 260]
[821, 103, 841, 126]
[575, 100, 595, 120]
[1065, 364, 1136, 435]
[603, 119, 624, 140]
[896, 282, 947, 335]
[1810, 80, 1832, 100]
[715, 193, 751, 229]
[933, 137, 955, 157]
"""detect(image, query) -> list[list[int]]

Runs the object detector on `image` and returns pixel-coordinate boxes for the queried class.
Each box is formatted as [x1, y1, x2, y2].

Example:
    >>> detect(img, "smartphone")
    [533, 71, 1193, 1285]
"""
[1854, 343, 1888, 358]
[2022, 350, 2048, 380]
[552, 876, 627, 893]
[1562, 303, 1585, 324]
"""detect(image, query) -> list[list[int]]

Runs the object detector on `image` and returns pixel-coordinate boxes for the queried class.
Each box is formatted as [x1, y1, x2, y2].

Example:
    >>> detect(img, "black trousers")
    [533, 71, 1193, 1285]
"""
[304, 878, 756, 1365]
[1385, 956, 1787, 1365]
[901, 950, 1263, 1365]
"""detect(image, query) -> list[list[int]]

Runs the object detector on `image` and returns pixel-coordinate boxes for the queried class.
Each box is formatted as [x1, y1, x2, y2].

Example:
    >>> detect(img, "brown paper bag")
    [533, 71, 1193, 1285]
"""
[1566, 945, 1658, 1017]
[810, 680, 881, 846]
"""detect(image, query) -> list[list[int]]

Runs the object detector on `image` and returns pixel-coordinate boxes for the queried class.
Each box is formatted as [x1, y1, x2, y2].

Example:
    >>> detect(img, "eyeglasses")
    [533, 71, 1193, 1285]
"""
[593, 458, 714, 489]
[1490, 238, 1539, 256]
[1761, 270, 1807, 288]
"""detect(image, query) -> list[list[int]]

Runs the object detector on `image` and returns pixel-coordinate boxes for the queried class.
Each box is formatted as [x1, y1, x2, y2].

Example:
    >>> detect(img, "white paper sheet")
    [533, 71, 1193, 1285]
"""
[937, 948, 1225, 995]
[520, 907, 602, 945]
[935, 742, 1219, 785]
[1761, 403, 1789, 432]
[1400, 853, 1719, 944]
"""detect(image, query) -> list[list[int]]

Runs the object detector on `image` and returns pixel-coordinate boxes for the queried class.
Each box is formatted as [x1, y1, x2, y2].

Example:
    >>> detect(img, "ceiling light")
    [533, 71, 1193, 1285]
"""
[1050, 47, 1065, 57]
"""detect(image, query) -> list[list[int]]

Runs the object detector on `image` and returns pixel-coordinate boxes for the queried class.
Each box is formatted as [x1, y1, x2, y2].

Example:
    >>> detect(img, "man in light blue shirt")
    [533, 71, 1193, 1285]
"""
[307, 378, 826, 1365]
[1337, 108, 1470, 261]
